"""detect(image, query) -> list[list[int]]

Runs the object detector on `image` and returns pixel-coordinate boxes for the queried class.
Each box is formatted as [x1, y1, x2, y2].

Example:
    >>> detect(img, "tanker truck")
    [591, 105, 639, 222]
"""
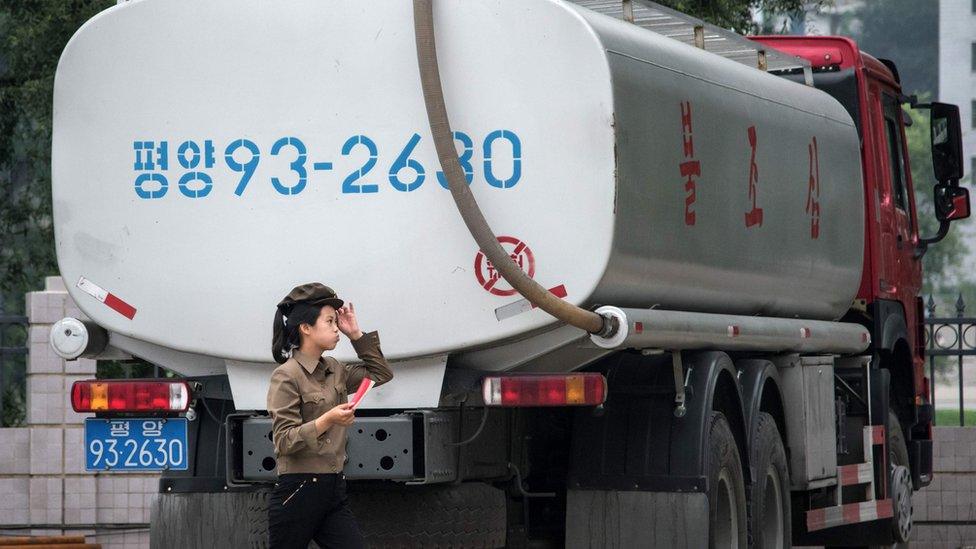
[47, 0, 970, 546]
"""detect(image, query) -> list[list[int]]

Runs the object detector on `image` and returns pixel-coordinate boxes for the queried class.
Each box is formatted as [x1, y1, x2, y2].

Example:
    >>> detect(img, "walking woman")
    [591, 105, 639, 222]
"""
[267, 282, 394, 548]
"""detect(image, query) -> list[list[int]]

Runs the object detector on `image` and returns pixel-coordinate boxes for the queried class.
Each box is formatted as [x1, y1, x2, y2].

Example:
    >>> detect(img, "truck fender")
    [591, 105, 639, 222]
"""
[670, 351, 750, 485]
[881, 314, 908, 353]
[734, 359, 787, 484]
[873, 301, 916, 415]
[874, 299, 908, 353]
[568, 351, 748, 493]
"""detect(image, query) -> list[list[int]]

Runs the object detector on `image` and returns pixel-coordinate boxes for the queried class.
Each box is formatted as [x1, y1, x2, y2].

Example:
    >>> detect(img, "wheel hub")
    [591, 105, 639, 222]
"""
[890, 465, 912, 543]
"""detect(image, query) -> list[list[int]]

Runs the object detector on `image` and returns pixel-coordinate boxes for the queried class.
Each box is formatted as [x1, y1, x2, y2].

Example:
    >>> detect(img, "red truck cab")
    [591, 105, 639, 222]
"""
[752, 35, 970, 490]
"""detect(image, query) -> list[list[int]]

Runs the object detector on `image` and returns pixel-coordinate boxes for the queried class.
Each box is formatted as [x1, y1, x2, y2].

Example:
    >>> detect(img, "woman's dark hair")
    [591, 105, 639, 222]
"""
[271, 301, 325, 364]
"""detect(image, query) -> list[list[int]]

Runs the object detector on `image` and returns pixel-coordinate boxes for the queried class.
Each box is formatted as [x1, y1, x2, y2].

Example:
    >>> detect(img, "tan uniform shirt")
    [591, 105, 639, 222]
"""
[266, 331, 393, 474]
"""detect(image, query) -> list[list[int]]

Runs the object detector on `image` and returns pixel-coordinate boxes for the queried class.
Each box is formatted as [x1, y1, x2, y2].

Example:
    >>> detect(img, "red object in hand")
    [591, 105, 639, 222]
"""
[349, 378, 376, 410]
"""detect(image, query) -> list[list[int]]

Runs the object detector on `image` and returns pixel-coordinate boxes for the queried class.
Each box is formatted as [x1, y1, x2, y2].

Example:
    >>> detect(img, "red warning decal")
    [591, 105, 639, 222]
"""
[474, 236, 536, 297]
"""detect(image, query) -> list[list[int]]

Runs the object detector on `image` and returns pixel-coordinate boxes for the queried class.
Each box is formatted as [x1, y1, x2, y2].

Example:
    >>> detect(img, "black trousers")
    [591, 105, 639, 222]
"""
[268, 473, 364, 549]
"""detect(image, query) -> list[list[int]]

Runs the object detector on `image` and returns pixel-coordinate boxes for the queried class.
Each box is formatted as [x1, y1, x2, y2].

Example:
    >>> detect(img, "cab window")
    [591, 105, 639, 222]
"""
[882, 94, 912, 229]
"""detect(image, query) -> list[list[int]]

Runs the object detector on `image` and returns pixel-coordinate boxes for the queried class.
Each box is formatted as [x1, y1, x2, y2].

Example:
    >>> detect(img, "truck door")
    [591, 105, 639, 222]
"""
[877, 90, 920, 299]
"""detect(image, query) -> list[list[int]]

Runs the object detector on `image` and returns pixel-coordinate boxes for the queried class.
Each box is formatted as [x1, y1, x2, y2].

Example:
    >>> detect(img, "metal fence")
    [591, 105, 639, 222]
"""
[926, 295, 976, 426]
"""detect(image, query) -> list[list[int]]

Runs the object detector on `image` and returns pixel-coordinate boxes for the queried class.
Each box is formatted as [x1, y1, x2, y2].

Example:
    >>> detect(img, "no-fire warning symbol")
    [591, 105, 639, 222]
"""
[474, 236, 535, 297]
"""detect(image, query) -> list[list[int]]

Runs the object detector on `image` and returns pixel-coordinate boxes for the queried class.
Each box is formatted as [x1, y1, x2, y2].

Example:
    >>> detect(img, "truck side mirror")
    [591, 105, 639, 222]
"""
[916, 103, 968, 258]
[934, 183, 970, 222]
[918, 182, 971, 257]
[930, 102, 963, 183]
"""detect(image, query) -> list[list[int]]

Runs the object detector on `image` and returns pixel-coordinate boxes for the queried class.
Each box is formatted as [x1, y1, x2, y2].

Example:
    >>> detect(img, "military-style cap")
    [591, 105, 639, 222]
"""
[277, 282, 344, 311]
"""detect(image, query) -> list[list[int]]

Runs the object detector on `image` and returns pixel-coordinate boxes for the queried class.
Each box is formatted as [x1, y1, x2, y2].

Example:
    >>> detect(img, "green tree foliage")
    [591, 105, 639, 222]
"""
[0, 1, 114, 425]
[2, 381, 26, 427]
[0, 1, 115, 314]
[660, 0, 831, 34]
[852, 0, 938, 98]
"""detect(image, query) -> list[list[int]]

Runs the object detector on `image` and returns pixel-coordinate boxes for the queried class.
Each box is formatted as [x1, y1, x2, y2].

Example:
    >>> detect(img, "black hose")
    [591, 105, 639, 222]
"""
[412, 0, 611, 336]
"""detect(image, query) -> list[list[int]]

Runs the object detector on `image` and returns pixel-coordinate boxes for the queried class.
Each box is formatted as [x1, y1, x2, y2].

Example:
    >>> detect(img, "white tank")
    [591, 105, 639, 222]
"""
[52, 0, 863, 368]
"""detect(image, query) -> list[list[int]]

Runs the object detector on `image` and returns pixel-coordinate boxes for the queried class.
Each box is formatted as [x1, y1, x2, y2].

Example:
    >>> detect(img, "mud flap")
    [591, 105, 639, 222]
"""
[565, 490, 708, 548]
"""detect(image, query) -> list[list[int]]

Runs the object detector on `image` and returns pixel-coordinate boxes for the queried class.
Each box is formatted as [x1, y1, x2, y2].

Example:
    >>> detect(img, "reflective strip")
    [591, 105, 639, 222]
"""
[806, 499, 894, 532]
[77, 277, 108, 302]
[870, 425, 885, 445]
[838, 463, 874, 486]
[76, 276, 137, 319]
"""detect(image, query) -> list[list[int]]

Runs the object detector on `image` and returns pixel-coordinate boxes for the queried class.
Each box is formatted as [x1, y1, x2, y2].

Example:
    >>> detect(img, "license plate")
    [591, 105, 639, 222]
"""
[84, 418, 188, 471]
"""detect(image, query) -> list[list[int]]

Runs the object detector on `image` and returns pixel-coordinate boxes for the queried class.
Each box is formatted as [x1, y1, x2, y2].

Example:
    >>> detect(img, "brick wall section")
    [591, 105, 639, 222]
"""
[912, 426, 976, 548]
[0, 277, 157, 549]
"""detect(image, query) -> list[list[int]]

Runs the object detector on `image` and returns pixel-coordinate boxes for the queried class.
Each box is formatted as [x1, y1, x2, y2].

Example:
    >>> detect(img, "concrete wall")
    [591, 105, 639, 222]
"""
[0, 277, 156, 549]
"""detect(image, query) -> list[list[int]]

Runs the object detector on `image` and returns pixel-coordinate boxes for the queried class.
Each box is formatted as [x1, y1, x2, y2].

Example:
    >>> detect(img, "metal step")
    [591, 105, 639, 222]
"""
[807, 499, 894, 531]
[806, 425, 891, 532]
[838, 462, 874, 486]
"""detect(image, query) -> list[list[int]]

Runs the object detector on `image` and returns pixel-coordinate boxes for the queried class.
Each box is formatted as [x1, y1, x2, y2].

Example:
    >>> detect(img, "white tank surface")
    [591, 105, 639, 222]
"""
[52, 0, 863, 367]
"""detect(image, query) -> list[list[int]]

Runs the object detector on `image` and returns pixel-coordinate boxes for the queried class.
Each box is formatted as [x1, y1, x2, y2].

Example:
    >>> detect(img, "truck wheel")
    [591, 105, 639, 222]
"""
[350, 481, 506, 548]
[707, 411, 748, 549]
[887, 410, 912, 545]
[747, 412, 791, 549]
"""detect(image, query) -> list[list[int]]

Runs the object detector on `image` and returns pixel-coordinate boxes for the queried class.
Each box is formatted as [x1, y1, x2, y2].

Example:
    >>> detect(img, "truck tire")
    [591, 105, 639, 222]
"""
[707, 411, 748, 549]
[350, 481, 506, 548]
[887, 410, 912, 546]
[747, 412, 791, 549]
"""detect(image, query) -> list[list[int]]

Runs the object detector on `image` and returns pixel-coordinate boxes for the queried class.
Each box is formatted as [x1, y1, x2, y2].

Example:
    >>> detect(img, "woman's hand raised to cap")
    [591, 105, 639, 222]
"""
[337, 302, 364, 341]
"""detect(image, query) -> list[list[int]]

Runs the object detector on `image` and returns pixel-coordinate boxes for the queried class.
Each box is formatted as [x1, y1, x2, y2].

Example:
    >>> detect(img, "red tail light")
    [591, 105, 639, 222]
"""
[482, 373, 606, 407]
[71, 380, 191, 413]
